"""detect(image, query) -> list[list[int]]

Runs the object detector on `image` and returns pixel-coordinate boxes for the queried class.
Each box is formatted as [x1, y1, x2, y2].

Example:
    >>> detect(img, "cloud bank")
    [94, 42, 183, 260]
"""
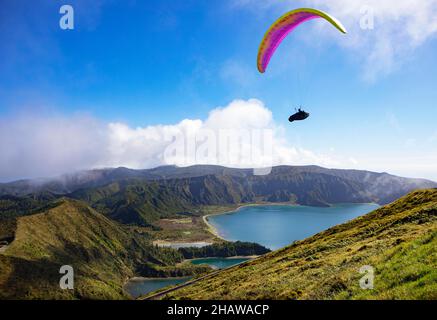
[0, 99, 346, 182]
[1, 98, 436, 182]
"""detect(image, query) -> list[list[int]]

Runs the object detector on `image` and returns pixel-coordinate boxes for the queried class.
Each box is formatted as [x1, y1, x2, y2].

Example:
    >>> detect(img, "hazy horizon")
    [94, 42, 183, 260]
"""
[1, 163, 436, 184]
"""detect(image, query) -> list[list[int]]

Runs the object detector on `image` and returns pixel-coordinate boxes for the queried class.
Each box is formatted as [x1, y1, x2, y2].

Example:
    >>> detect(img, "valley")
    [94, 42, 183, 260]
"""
[0, 165, 436, 300]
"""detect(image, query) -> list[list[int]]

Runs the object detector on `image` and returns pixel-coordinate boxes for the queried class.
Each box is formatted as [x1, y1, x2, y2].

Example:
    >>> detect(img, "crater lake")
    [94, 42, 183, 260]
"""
[207, 203, 379, 250]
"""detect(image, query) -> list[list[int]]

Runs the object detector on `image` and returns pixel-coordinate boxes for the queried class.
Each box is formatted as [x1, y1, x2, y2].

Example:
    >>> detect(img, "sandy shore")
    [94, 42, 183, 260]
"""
[155, 202, 300, 247]
[202, 214, 226, 241]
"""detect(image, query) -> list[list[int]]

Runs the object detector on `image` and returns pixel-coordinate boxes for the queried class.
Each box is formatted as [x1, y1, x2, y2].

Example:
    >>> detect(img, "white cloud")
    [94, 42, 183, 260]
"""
[357, 154, 437, 181]
[1, 99, 435, 182]
[235, 0, 437, 81]
[103, 99, 341, 170]
[0, 99, 340, 182]
[0, 115, 107, 182]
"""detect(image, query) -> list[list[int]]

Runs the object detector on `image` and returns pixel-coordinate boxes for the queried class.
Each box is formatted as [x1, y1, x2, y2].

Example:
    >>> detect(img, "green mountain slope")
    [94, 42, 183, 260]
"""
[68, 175, 252, 226]
[0, 199, 184, 299]
[69, 169, 436, 226]
[2, 165, 435, 200]
[0, 193, 58, 220]
[2, 166, 435, 227]
[159, 189, 437, 300]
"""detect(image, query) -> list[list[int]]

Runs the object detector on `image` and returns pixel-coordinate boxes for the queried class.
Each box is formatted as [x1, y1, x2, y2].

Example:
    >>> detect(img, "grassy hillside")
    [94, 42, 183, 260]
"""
[159, 189, 437, 300]
[0, 199, 188, 299]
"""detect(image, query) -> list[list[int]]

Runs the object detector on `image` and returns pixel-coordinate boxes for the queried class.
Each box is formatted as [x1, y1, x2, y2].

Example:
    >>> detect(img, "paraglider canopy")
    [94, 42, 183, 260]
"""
[257, 8, 347, 73]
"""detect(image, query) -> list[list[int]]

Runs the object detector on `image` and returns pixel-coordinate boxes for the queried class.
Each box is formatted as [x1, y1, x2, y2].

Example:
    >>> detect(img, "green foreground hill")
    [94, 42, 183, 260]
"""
[0, 199, 187, 299]
[160, 189, 437, 300]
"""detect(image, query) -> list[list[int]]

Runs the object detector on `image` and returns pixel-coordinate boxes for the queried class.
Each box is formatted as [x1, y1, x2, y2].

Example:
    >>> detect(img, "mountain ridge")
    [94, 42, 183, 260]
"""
[1, 165, 435, 226]
[1, 165, 435, 197]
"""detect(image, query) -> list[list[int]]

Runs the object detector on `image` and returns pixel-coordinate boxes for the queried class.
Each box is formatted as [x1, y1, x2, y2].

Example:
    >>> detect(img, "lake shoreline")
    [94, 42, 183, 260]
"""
[155, 201, 379, 248]
[202, 202, 300, 240]
[203, 202, 380, 250]
[125, 256, 257, 298]
[128, 203, 379, 298]
[187, 255, 259, 262]
[127, 276, 192, 282]
[126, 255, 257, 284]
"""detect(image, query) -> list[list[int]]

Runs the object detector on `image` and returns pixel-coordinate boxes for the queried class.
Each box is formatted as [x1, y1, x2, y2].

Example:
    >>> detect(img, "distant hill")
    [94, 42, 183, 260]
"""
[1, 165, 435, 226]
[1, 165, 435, 199]
[156, 189, 437, 300]
[0, 199, 186, 299]
[0, 166, 252, 196]
[0, 192, 58, 220]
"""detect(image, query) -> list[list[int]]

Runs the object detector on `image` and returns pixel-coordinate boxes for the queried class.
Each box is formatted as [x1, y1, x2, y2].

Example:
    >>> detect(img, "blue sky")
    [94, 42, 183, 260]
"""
[1, 0, 436, 181]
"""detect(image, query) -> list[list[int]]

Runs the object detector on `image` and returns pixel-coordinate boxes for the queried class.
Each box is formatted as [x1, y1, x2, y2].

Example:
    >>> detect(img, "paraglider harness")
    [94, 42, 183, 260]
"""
[288, 107, 310, 123]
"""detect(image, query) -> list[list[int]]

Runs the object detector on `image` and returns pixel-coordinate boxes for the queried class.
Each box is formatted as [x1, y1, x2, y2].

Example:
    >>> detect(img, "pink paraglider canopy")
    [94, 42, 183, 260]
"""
[257, 8, 347, 73]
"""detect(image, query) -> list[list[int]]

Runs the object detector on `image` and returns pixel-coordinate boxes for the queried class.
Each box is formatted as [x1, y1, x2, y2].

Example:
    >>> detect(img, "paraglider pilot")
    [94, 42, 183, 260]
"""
[289, 107, 310, 123]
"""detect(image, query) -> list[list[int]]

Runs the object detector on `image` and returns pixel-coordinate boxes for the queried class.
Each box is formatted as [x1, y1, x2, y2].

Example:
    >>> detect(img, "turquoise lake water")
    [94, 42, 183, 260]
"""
[207, 203, 379, 250]
[125, 203, 379, 297]
[124, 277, 192, 299]
[124, 258, 249, 298]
